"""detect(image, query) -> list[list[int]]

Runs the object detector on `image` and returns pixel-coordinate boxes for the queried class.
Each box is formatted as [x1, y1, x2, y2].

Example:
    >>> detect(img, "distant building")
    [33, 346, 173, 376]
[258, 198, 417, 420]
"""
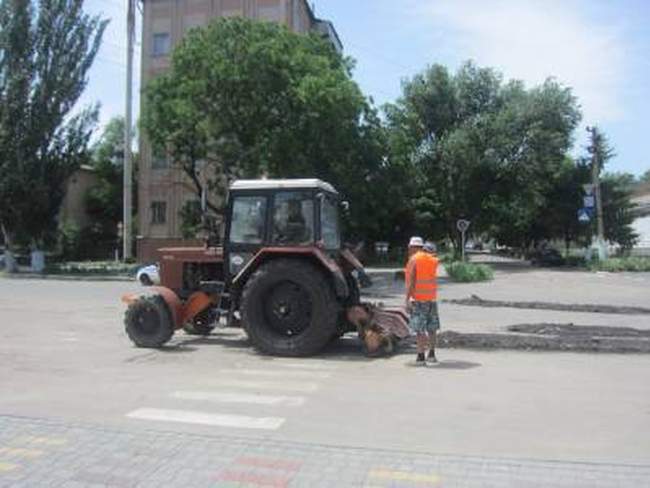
[137, 0, 342, 261]
[59, 165, 100, 230]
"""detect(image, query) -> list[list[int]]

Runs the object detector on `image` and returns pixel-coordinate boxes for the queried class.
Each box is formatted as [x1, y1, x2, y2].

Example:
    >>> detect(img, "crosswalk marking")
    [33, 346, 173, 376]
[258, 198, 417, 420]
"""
[0, 447, 43, 459]
[126, 408, 285, 430]
[13, 436, 67, 446]
[207, 378, 319, 392]
[0, 462, 19, 472]
[219, 368, 332, 379]
[271, 361, 338, 371]
[368, 469, 440, 484]
[172, 391, 305, 407]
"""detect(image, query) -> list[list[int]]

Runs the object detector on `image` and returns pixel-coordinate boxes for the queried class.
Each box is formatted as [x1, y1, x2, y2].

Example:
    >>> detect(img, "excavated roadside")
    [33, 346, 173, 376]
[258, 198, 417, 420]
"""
[437, 324, 650, 353]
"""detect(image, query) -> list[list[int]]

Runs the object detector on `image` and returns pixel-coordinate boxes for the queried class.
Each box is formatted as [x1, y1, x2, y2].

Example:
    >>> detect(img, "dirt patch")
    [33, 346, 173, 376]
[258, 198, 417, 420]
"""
[445, 295, 650, 315]
[438, 324, 650, 353]
[508, 323, 650, 338]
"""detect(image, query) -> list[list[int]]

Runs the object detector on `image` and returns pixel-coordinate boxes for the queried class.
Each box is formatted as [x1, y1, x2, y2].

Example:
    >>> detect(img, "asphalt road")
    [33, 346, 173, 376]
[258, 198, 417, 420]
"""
[1, 278, 649, 460]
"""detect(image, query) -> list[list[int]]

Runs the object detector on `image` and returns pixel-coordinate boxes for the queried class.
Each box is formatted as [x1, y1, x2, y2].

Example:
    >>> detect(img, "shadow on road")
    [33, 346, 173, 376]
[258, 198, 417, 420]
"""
[423, 359, 482, 370]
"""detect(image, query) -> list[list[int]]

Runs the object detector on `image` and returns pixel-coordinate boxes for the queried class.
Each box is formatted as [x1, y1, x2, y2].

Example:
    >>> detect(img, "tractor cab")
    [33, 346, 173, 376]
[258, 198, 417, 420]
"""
[224, 179, 341, 281]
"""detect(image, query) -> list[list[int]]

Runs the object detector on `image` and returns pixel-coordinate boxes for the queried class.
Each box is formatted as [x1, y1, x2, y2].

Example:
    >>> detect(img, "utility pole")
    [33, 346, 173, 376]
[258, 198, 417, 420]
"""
[123, 0, 135, 261]
[587, 126, 607, 260]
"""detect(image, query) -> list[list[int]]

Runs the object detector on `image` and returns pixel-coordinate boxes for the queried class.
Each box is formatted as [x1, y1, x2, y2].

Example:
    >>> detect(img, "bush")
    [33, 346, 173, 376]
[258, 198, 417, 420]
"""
[445, 261, 494, 282]
[588, 257, 650, 273]
[45, 261, 138, 276]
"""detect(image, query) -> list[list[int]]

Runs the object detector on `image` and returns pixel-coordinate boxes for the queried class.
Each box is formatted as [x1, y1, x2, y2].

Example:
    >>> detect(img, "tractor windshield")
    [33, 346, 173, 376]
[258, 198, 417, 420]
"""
[272, 191, 315, 245]
[321, 194, 340, 250]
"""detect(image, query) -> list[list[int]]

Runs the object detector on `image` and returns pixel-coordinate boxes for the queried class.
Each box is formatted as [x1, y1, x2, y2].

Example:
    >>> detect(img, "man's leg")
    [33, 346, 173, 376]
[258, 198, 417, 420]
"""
[410, 302, 427, 365]
[427, 301, 440, 363]
[427, 331, 437, 363]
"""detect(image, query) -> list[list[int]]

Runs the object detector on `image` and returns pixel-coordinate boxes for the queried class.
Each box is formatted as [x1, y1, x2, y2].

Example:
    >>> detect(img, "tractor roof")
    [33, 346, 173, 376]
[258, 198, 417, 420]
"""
[229, 179, 338, 194]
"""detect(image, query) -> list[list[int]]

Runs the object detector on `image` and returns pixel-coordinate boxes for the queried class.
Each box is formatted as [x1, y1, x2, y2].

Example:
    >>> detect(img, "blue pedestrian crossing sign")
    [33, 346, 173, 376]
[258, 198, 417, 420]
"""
[578, 208, 591, 223]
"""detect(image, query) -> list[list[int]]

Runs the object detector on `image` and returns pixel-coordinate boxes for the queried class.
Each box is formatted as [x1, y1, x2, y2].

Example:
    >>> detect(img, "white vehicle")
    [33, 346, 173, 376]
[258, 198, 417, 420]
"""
[136, 264, 159, 286]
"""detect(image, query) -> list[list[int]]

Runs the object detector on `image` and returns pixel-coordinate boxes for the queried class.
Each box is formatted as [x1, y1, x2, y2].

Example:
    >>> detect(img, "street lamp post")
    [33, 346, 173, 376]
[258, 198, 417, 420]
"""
[587, 126, 607, 260]
[123, 0, 135, 261]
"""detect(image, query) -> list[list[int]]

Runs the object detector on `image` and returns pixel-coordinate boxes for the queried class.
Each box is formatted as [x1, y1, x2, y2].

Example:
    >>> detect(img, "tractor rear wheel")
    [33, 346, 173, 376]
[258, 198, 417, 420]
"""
[241, 259, 339, 356]
[124, 295, 174, 348]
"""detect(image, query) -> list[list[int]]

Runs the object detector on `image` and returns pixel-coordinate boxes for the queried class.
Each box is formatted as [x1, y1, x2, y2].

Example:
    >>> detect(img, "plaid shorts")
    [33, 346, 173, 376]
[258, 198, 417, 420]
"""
[409, 301, 440, 334]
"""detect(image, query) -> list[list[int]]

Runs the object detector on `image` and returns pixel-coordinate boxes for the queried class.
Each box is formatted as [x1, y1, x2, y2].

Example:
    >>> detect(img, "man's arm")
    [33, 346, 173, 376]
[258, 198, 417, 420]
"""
[405, 258, 417, 307]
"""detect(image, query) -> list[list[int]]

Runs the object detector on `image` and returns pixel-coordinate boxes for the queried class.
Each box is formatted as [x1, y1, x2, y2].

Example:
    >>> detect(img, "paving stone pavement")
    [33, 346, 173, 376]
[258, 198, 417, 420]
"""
[0, 415, 649, 487]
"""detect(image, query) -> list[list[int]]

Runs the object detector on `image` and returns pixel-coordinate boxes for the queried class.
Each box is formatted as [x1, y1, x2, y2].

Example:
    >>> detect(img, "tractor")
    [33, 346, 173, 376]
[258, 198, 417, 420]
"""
[122, 179, 409, 356]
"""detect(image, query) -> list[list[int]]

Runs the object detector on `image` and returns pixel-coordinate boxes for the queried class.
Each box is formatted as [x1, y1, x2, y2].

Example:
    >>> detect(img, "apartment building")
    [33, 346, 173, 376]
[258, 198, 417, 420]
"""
[137, 0, 342, 261]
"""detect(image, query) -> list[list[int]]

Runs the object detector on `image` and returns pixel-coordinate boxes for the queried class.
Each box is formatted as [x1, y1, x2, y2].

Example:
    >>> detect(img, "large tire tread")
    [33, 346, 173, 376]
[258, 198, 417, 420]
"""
[124, 295, 174, 348]
[241, 259, 339, 357]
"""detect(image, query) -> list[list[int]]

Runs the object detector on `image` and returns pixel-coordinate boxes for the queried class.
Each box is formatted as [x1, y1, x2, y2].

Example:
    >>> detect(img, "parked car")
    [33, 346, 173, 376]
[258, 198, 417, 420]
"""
[136, 264, 159, 286]
[530, 248, 565, 267]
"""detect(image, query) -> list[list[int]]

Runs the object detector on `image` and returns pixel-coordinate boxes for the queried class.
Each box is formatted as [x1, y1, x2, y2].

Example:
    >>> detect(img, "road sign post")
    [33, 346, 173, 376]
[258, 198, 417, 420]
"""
[457, 219, 471, 262]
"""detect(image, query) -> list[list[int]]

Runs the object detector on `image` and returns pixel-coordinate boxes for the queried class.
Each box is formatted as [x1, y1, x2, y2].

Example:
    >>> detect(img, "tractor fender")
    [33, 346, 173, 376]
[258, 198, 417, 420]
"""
[232, 247, 349, 299]
[122, 286, 184, 328]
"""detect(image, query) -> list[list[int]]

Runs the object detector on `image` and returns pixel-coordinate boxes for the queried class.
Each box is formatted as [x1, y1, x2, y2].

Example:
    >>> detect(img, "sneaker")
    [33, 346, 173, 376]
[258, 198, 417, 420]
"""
[416, 353, 426, 366]
[427, 351, 438, 364]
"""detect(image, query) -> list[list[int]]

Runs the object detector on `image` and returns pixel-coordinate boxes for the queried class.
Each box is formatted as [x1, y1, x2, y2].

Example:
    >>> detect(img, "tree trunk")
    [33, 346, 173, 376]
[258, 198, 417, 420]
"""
[1, 223, 18, 273]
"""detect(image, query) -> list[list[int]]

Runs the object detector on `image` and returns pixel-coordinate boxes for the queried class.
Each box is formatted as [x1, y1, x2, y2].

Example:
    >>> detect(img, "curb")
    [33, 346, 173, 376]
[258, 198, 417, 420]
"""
[1, 273, 133, 283]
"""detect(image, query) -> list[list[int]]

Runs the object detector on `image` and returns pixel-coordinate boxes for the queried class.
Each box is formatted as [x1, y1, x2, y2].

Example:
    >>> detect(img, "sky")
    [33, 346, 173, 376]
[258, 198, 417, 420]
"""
[81, 0, 649, 176]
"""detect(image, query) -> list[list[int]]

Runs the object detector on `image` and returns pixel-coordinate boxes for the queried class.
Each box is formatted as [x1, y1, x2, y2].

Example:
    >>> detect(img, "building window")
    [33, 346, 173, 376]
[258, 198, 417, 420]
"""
[151, 201, 167, 225]
[152, 32, 171, 57]
[151, 145, 169, 169]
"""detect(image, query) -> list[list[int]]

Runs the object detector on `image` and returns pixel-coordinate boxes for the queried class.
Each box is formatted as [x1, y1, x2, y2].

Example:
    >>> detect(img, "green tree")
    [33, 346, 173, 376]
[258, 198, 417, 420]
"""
[533, 158, 591, 253]
[601, 173, 639, 250]
[385, 62, 581, 253]
[142, 17, 382, 239]
[579, 128, 638, 251]
[68, 116, 139, 259]
[0, 0, 107, 270]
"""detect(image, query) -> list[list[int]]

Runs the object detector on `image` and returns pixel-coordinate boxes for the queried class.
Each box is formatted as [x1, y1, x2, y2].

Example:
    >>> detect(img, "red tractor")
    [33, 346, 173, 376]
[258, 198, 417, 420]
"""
[122, 179, 409, 356]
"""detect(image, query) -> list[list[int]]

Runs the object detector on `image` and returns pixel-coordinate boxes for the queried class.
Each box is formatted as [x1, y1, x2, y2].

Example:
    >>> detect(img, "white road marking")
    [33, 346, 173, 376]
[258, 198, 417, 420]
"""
[219, 368, 332, 379]
[126, 408, 285, 430]
[207, 378, 319, 392]
[172, 391, 306, 407]
[270, 361, 339, 371]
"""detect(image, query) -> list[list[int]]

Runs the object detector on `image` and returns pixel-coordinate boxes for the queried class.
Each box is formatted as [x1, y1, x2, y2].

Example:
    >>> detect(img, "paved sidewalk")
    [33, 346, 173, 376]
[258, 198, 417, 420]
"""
[0, 415, 649, 488]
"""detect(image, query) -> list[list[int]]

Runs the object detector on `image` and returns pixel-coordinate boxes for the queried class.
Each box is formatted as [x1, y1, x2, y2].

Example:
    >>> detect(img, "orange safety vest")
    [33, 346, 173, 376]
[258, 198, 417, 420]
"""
[406, 251, 438, 302]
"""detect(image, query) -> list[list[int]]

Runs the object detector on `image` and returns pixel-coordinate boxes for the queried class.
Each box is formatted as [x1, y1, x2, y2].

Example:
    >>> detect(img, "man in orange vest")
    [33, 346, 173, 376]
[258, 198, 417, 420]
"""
[406, 240, 440, 366]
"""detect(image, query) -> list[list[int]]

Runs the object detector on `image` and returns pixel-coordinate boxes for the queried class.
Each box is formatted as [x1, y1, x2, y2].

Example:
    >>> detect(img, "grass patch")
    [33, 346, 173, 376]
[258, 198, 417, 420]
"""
[588, 257, 650, 272]
[445, 261, 494, 282]
[45, 261, 138, 276]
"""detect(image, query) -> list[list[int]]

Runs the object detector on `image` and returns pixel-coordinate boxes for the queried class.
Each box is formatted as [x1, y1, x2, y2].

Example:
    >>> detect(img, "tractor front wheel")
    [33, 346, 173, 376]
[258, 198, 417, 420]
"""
[124, 295, 174, 348]
[241, 259, 339, 356]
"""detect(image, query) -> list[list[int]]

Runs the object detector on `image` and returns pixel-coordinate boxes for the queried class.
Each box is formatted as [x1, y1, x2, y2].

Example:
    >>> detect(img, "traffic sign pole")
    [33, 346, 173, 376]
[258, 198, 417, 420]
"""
[456, 220, 471, 262]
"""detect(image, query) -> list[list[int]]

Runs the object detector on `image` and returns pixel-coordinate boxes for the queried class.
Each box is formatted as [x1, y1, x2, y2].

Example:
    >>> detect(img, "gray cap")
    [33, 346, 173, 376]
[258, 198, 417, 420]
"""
[424, 241, 437, 253]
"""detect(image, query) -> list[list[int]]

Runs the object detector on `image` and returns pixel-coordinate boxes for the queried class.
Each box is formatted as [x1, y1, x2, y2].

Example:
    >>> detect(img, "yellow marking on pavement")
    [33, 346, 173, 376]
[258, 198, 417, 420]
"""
[14, 436, 67, 446]
[368, 469, 440, 485]
[0, 462, 19, 472]
[0, 447, 44, 459]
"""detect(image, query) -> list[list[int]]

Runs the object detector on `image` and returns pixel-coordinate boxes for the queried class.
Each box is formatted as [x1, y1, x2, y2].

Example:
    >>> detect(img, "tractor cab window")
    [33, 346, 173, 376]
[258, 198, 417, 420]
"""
[272, 191, 314, 245]
[321, 194, 340, 249]
[230, 196, 267, 245]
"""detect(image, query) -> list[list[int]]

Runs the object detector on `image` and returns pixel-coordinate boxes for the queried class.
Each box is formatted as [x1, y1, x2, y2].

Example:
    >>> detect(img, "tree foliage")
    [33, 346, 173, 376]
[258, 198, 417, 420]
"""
[384, 61, 582, 252]
[0, 0, 107, 263]
[142, 17, 382, 239]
